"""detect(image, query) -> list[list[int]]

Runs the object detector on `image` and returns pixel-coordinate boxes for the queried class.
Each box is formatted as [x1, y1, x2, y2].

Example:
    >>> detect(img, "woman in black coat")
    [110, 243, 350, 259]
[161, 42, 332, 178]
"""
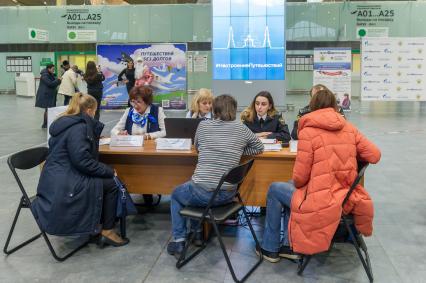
[32, 93, 128, 247]
[241, 91, 291, 143]
[35, 64, 61, 128]
[84, 61, 105, 121]
[118, 60, 136, 106]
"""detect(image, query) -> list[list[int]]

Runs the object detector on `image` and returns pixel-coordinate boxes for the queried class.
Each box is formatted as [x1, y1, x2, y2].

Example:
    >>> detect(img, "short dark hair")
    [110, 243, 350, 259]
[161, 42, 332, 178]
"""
[46, 63, 55, 69]
[309, 89, 337, 112]
[129, 86, 153, 105]
[213, 94, 237, 121]
[62, 60, 69, 67]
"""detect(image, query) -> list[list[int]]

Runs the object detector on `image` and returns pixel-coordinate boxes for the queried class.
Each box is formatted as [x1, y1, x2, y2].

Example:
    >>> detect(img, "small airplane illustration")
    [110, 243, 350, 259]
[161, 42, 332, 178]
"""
[116, 52, 133, 63]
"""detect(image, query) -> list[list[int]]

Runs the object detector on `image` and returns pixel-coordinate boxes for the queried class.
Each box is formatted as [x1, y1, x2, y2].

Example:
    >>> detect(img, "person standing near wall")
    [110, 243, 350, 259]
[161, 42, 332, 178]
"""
[58, 65, 78, 106]
[84, 61, 105, 121]
[35, 63, 61, 128]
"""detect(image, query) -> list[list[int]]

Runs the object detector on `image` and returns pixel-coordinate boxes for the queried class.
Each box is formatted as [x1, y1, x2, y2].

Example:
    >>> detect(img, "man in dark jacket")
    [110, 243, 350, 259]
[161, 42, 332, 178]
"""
[35, 64, 61, 128]
[32, 98, 128, 247]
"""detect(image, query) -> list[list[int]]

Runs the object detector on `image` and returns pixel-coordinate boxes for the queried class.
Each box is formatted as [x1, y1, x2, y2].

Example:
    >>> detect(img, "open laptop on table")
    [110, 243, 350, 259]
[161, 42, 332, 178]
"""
[164, 118, 202, 144]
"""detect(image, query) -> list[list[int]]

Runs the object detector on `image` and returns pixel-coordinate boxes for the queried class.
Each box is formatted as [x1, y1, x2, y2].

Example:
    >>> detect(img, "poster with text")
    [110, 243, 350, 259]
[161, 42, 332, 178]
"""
[314, 47, 352, 110]
[97, 44, 187, 109]
[361, 38, 426, 101]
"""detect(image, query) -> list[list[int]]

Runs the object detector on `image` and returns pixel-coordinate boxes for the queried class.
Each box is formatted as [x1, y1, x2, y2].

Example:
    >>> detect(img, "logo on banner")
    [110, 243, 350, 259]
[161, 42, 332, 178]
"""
[363, 86, 373, 91]
[363, 71, 372, 76]
[383, 64, 392, 69]
[383, 79, 392, 84]
[382, 93, 391, 99]
[384, 48, 392, 54]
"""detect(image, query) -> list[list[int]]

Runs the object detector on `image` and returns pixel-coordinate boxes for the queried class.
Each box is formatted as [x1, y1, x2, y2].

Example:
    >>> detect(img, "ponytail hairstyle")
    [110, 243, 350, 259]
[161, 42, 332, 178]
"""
[60, 92, 97, 117]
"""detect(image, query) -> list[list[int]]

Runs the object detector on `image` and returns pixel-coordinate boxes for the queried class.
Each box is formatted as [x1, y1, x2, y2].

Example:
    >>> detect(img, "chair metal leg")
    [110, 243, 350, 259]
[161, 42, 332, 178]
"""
[120, 216, 126, 239]
[176, 220, 208, 268]
[344, 218, 374, 282]
[3, 198, 42, 255]
[41, 232, 89, 262]
[211, 211, 262, 283]
[297, 255, 312, 275]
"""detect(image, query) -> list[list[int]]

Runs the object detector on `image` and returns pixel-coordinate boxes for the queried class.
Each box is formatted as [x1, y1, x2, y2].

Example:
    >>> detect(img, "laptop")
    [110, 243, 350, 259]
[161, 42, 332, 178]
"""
[164, 118, 203, 143]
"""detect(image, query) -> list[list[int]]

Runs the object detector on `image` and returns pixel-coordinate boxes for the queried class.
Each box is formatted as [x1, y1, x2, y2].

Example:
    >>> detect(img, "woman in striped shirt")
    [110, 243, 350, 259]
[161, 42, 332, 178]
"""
[167, 94, 264, 258]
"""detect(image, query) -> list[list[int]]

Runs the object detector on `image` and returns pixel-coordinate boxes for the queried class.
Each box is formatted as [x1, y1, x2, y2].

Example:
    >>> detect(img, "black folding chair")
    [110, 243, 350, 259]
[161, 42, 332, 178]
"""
[176, 159, 263, 283]
[4, 147, 89, 262]
[297, 162, 374, 282]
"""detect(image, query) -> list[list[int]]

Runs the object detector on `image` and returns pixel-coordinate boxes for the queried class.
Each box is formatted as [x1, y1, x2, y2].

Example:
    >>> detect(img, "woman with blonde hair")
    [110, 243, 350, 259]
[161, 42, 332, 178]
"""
[186, 88, 213, 119]
[33, 93, 129, 248]
[241, 91, 291, 143]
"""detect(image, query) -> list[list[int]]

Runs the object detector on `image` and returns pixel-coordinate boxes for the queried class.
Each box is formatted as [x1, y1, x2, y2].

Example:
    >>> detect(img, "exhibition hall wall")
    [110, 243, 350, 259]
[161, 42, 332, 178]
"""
[1, 1, 426, 95]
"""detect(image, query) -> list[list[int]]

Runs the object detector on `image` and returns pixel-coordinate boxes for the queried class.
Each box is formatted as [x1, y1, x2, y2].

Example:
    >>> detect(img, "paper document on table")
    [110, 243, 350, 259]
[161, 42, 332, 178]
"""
[289, 140, 298, 153]
[261, 139, 277, 144]
[263, 144, 282, 152]
[99, 138, 111, 146]
[110, 135, 143, 147]
[156, 138, 192, 150]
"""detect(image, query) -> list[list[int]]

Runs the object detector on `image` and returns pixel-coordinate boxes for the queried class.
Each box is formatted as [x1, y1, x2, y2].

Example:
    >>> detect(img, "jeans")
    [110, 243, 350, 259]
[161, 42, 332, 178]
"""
[171, 181, 236, 242]
[262, 181, 295, 253]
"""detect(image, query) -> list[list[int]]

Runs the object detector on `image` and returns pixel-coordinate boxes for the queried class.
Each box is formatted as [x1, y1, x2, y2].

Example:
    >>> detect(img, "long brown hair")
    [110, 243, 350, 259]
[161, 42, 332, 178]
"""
[60, 92, 97, 117]
[241, 91, 277, 123]
[84, 61, 98, 83]
[309, 89, 338, 112]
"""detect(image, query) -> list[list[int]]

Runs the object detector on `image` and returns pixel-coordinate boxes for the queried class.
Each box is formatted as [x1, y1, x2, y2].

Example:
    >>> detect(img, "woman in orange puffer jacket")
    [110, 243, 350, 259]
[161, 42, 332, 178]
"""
[258, 89, 381, 263]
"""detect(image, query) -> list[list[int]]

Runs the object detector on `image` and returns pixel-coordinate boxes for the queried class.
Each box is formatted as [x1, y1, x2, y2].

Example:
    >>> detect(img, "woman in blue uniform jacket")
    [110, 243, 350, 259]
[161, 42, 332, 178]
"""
[241, 91, 291, 143]
[32, 93, 128, 247]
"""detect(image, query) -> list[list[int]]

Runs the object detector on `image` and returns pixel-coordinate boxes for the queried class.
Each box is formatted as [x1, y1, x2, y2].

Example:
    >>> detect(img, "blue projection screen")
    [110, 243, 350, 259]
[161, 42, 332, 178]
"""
[213, 0, 285, 80]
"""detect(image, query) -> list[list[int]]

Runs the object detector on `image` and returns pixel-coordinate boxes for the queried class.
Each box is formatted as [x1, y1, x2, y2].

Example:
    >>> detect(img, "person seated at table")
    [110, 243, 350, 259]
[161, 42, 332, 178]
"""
[111, 85, 166, 139]
[111, 85, 166, 206]
[257, 89, 381, 263]
[186, 88, 213, 119]
[291, 84, 345, 140]
[167, 94, 264, 258]
[32, 93, 129, 248]
[241, 91, 291, 143]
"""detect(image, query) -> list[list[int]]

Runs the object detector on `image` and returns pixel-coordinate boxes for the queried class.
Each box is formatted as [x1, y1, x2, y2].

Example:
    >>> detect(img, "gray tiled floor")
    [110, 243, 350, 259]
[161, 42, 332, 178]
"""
[0, 94, 425, 283]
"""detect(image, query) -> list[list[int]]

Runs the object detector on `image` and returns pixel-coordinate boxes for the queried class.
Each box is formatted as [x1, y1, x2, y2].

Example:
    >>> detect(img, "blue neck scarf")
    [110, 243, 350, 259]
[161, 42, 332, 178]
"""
[130, 108, 157, 128]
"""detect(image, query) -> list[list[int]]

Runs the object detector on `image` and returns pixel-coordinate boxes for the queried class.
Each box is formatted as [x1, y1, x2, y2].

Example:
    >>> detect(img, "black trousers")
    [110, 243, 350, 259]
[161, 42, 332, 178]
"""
[64, 95, 71, 106]
[88, 90, 103, 121]
[102, 178, 118, 230]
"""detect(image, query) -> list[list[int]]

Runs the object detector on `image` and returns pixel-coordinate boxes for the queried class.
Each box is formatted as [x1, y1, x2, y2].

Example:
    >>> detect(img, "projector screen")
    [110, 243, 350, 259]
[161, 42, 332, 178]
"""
[212, 0, 285, 80]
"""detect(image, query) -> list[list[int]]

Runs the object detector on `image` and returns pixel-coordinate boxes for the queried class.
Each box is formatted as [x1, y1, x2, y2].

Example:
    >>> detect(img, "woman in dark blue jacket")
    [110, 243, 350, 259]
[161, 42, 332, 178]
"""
[241, 91, 291, 143]
[32, 93, 128, 247]
[35, 64, 61, 128]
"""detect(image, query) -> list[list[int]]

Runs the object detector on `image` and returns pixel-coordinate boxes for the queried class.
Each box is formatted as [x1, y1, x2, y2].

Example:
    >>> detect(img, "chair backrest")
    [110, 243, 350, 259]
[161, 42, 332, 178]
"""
[7, 147, 48, 200]
[342, 161, 369, 207]
[221, 159, 255, 188]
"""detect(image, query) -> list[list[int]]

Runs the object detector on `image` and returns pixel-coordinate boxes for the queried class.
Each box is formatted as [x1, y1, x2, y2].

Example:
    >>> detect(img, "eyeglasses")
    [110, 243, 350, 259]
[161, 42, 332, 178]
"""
[130, 99, 145, 106]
